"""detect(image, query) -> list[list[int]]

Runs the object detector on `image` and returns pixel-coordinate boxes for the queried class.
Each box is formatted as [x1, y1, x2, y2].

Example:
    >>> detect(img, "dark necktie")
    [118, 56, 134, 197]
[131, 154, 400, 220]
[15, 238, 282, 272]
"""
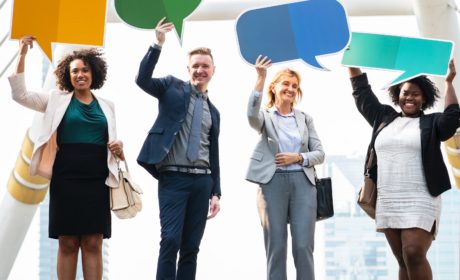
[186, 94, 204, 161]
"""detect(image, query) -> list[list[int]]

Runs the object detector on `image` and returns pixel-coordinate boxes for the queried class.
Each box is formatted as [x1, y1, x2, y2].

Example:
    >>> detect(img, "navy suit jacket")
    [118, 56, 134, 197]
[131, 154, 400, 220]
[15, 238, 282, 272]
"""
[135, 46, 221, 195]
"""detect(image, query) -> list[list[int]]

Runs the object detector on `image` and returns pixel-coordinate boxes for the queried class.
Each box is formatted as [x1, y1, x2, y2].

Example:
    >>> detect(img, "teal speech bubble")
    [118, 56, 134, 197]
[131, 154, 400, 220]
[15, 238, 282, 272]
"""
[342, 32, 454, 87]
[114, 0, 201, 42]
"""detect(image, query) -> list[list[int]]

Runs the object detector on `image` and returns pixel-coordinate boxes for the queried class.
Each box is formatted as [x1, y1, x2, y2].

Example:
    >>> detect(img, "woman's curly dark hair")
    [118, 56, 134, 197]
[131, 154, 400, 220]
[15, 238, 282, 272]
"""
[54, 48, 107, 92]
[388, 75, 440, 111]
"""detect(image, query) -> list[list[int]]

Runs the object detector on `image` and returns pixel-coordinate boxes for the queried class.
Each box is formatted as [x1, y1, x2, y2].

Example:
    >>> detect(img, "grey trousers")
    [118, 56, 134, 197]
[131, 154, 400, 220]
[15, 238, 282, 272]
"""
[258, 170, 316, 280]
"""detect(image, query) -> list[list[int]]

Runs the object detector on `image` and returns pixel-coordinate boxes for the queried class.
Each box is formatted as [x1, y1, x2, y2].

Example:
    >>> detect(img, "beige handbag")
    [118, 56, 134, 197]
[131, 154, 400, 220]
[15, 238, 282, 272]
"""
[358, 149, 377, 219]
[357, 122, 387, 219]
[110, 159, 143, 219]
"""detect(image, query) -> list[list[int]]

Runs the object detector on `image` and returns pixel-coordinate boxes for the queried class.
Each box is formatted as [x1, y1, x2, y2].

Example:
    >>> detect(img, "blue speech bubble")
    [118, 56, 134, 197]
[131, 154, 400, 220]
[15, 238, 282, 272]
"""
[236, 0, 350, 69]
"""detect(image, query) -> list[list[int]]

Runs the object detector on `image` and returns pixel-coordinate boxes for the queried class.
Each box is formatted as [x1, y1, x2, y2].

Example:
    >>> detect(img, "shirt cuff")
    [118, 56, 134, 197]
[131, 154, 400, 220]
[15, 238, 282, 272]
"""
[300, 153, 309, 166]
[253, 90, 262, 98]
[151, 43, 162, 50]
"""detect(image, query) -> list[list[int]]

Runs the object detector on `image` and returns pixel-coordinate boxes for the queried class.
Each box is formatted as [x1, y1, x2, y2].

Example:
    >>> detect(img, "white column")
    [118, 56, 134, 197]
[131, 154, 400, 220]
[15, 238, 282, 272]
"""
[412, 0, 460, 103]
[0, 194, 41, 279]
[0, 121, 48, 279]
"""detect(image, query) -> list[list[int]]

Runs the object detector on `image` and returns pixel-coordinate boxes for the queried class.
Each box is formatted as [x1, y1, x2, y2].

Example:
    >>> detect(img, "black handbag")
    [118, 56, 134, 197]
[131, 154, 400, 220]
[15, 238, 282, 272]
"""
[315, 169, 334, 221]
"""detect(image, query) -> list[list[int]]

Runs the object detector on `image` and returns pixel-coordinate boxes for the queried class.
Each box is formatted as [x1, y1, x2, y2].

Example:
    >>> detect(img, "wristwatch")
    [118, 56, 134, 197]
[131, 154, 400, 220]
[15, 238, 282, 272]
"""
[297, 153, 304, 164]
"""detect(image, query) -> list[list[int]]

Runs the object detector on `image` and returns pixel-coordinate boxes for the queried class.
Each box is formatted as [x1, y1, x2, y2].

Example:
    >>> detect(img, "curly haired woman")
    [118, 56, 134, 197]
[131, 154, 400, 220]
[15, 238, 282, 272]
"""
[348, 60, 459, 280]
[9, 35, 124, 279]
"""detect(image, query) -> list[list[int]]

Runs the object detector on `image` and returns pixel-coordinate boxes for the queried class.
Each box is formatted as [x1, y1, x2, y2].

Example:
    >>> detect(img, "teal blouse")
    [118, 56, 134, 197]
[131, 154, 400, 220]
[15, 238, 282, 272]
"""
[57, 96, 108, 145]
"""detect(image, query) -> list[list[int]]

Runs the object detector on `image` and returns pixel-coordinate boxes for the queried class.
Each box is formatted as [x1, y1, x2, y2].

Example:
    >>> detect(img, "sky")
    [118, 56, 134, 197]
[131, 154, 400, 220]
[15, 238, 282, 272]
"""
[1, 1, 460, 279]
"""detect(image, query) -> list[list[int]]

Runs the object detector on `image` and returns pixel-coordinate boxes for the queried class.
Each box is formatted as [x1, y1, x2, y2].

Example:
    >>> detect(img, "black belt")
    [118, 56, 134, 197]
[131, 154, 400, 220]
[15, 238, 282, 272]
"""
[159, 166, 212, 175]
[275, 169, 304, 173]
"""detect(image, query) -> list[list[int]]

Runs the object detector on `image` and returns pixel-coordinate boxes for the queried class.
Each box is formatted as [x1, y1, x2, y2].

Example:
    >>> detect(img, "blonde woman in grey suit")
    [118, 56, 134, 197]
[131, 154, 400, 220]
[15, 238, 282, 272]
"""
[246, 55, 325, 280]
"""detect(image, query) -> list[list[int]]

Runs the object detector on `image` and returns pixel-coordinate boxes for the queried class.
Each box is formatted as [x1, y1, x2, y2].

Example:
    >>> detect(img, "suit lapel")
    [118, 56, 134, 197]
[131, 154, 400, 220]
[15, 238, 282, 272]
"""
[294, 109, 306, 141]
[183, 82, 192, 112]
[96, 96, 116, 141]
[268, 107, 280, 141]
[52, 93, 73, 131]
[208, 99, 218, 134]
[294, 109, 307, 151]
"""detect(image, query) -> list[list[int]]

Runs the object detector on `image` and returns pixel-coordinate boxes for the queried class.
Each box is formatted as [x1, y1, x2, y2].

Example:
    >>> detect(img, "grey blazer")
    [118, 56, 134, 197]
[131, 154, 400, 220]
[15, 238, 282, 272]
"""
[245, 91, 325, 185]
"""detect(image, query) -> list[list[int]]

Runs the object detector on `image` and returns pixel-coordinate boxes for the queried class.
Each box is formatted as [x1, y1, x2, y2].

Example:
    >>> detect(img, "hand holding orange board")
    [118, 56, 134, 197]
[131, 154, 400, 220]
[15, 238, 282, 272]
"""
[11, 0, 107, 61]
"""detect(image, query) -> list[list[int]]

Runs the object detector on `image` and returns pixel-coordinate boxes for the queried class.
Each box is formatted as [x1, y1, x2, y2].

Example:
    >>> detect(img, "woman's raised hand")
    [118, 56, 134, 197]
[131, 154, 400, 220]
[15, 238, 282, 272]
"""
[255, 55, 272, 79]
[254, 55, 272, 92]
[15, 35, 35, 74]
[446, 59, 456, 83]
[155, 17, 174, 46]
[444, 59, 458, 108]
[19, 35, 35, 56]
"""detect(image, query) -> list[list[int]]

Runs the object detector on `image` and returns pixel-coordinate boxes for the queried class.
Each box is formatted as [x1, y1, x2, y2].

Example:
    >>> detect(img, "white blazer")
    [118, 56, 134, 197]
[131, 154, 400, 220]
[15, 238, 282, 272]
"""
[246, 90, 325, 185]
[9, 73, 119, 188]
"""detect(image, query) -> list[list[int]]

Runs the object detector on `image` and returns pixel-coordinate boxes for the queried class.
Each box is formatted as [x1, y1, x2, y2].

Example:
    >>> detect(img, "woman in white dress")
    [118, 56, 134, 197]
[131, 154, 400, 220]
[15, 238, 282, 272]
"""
[348, 60, 459, 280]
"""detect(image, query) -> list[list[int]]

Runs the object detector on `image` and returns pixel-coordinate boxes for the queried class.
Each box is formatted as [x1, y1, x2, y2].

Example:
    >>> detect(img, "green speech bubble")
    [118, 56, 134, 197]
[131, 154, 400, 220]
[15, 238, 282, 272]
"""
[114, 0, 201, 42]
[342, 32, 454, 87]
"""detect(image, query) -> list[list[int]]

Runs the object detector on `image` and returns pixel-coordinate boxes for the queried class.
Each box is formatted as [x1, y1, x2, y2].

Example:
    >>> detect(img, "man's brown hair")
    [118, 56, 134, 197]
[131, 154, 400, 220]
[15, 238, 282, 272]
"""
[188, 47, 213, 62]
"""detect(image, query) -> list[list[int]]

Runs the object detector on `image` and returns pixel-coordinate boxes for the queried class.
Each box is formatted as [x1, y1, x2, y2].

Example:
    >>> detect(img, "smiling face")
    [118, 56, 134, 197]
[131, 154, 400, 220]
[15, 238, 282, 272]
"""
[187, 54, 215, 92]
[69, 59, 92, 93]
[399, 82, 425, 117]
[271, 74, 300, 108]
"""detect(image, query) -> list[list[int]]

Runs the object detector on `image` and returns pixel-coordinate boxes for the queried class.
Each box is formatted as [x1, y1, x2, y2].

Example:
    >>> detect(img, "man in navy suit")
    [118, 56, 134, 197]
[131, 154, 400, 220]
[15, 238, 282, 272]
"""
[135, 18, 221, 280]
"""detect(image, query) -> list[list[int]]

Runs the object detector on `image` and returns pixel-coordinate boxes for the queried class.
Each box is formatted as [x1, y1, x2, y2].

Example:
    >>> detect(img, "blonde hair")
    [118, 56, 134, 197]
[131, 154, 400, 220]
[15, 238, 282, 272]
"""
[266, 68, 303, 108]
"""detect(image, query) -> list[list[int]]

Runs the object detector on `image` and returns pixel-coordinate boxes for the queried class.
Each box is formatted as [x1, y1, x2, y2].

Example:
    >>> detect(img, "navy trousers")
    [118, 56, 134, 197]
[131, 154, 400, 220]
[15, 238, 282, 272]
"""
[156, 171, 213, 280]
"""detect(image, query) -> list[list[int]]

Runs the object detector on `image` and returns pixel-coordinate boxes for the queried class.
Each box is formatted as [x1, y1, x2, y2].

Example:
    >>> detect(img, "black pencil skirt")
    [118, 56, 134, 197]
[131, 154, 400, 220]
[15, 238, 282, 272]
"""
[49, 143, 111, 239]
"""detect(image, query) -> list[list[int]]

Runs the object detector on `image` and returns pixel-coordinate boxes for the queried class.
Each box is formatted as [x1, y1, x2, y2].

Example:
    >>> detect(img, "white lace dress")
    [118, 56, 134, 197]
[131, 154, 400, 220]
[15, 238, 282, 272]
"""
[374, 116, 441, 237]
